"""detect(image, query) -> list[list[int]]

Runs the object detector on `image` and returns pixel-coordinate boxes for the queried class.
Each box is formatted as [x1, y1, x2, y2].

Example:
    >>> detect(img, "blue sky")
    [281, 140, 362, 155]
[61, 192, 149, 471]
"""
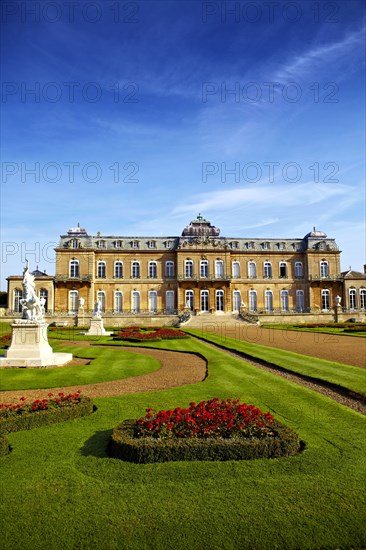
[1, 0, 365, 288]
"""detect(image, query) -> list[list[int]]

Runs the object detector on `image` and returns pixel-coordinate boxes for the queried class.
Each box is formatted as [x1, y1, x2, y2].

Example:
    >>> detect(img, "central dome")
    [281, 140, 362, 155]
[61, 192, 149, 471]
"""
[182, 214, 220, 237]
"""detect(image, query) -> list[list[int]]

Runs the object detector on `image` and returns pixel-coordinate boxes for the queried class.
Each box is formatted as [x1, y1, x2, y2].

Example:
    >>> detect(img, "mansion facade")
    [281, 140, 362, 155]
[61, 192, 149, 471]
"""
[7, 216, 366, 319]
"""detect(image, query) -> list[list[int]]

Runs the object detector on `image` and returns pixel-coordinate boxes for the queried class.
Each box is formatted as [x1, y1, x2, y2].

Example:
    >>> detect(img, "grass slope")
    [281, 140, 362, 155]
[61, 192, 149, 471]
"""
[0, 346, 160, 390]
[0, 337, 365, 549]
[185, 329, 366, 397]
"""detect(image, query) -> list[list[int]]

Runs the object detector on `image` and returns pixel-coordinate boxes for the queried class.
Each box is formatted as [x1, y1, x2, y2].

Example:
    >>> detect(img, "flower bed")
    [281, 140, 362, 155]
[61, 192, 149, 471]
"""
[114, 327, 189, 342]
[0, 391, 94, 456]
[109, 398, 302, 463]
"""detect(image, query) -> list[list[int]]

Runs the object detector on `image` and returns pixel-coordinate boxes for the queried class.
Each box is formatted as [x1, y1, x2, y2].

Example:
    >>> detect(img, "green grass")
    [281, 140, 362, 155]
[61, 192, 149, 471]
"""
[262, 323, 366, 337]
[0, 345, 160, 390]
[1, 336, 365, 549]
[185, 329, 366, 398]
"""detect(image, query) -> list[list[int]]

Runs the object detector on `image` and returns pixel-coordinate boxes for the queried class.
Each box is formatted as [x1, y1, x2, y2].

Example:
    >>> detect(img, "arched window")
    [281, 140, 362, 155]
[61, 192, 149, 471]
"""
[233, 290, 241, 312]
[320, 261, 329, 277]
[148, 290, 157, 313]
[248, 261, 256, 278]
[200, 260, 208, 278]
[321, 289, 330, 310]
[97, 261, 106, 278]
[360, 289, 366, 310]
[280, 290, 289, 311]
[132, 261, 140, 278]
[132, 291, 140, 313]
[185, 260, 193, 278]
[69, 259, 79, 278]
[216, 289, 224, 311]
[215, 260, 224, 278]
[97, 291, 105, 312]
[295, 261, 303, 278]
[114, 291, 123, 313]
[39, 288, 48, 312]
[296, 290, 304, 312]
[264, 262, 272, 278]
[185, 289, 194, 310]
[166, 291, 174, 314]
[232, 261, 240, 278]
[279, 262, 287, 278]
[349, 289, 357, 310]
[114, 261, 123, 279]
[148, 261, 157, 279]
[249, 290, 257, 312]
[69, 290, 79, 313]
[165, 261, 174, 278]
[201, 290, 209, 312]
[265, 290, 273, 312]
[14, 288, 23, 313]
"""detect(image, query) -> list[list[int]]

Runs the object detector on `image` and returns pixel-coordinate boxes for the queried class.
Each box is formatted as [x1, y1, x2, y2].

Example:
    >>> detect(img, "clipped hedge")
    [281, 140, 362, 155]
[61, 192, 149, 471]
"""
[109, 419, 302, 463]
[0, 397, 94, 435]
[0, 432, 10, 457]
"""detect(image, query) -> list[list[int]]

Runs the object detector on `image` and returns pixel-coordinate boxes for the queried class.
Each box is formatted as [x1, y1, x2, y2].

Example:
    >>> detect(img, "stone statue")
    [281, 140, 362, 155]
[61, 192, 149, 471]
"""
[93, 299, 102, 318]
[79, 297, 85, 309]
[20, 260, 44, 322]
[335, 295, 342, 306]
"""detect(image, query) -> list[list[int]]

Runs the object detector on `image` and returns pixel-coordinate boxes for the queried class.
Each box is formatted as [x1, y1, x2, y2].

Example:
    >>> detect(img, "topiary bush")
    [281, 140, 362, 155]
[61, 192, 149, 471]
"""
[109, 398, 302, 463]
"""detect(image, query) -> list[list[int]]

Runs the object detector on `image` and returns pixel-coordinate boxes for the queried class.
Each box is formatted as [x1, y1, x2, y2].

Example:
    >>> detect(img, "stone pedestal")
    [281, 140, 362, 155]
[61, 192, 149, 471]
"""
[0, 321, 73, 368]
[86, 317, 112, 336]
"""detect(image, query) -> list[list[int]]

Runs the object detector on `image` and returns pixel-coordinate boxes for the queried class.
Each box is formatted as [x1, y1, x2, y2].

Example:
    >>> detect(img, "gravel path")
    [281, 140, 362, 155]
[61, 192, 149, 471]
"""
[0, 345, 207, 403]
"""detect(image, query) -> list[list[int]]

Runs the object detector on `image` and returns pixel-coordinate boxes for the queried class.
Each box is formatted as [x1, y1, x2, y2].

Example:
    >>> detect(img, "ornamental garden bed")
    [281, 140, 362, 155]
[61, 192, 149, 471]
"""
[114, 327, 189, 342]
[0, 391, 94, 456]
[109, 398, 302, 463]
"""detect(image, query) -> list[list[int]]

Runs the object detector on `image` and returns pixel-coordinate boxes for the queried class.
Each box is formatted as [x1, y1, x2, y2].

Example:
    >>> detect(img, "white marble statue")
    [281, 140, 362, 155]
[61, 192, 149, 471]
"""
[335, 295, 342, 306]
[93, 299, 102, 318]
[78, 297, 85, 309]
[20, 260, 44, 322]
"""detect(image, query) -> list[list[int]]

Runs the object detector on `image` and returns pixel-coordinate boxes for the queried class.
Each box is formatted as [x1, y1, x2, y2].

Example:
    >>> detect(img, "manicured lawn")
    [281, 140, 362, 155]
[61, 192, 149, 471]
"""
[262, 323, 366, 337]
[1, 336, 365, 549]
[185, 329, 366, 398]
[0, 346, 160, 390]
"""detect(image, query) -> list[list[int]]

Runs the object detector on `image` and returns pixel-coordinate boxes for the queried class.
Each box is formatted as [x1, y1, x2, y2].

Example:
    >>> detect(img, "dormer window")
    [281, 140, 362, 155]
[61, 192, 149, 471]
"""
[166, 241, 173, 249]
[132, 240, 139, 249]
[69, 239, 79, 249]
[97, 240, 106, 249]
[278, 242, 285, 251]
[115, 240, 123, 249]
[231, 241, 239, 249]
[293, 242, 301, 251]
[148, 240, 157, 249]
[262, 242, 270, 250]
[318, 241, 326, 251]
[247, 241, 254, 250]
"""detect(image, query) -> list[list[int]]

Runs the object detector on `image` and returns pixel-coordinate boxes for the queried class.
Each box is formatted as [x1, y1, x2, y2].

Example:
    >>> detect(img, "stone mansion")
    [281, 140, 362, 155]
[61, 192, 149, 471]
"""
[6, 216, 366, 322]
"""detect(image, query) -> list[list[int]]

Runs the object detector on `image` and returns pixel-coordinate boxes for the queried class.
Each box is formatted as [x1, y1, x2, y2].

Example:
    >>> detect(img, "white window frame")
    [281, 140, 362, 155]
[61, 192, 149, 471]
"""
[97, 291, 106, 312]
[232, 261, 240, 278]
[69, 259, 79, 278]
[97, 261, 106, 278]
[360, 289, 366, 310]
[249, 290, 257, 312]
[14, 288, 23, 313]
[296, 290, 304, 312]
[265, 290, 273, 312]
[215, 260, 224, 278]
[215, 289, 224, 311]
[295, 261, 303, 278]
[321, 289, 330, 311]
[165, 261, 174, 278]
[131, 261, 140, 279]
[279, 262, 287, 278]
[39, 288, 48, 312]
[185, 260, 193, 278]
[320, 261, 329, 277]
[264, 262, 272, 279]
[280, 290, 289, 311]
[233, 290, 241, 312]
[114, 261, 123, 279]
[69, 290, 79, 313]
[185, 289, 194, 310]
[248, 261, 256, 278]
[200, 289, 209, 312]
[349, 289, 357, 310]
[132, 291, 140, 313]
[166, 290, 174, 314]
[149, 290, 158, 313]
[114, 291, 123, 313]
[200, 260, 208, 278]
[148, 261, 157, 279]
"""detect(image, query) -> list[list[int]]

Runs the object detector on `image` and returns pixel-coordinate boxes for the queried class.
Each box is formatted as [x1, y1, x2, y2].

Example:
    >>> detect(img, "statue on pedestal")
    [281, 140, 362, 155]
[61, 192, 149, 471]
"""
[93, 299, 102, 318]
[20, 260, 44, 322]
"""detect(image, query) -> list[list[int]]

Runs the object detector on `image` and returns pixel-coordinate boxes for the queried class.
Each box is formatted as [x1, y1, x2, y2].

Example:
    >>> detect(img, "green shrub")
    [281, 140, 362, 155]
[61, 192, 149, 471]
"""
[0, 396, 94, 435]
[109, 419, 302, 463]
